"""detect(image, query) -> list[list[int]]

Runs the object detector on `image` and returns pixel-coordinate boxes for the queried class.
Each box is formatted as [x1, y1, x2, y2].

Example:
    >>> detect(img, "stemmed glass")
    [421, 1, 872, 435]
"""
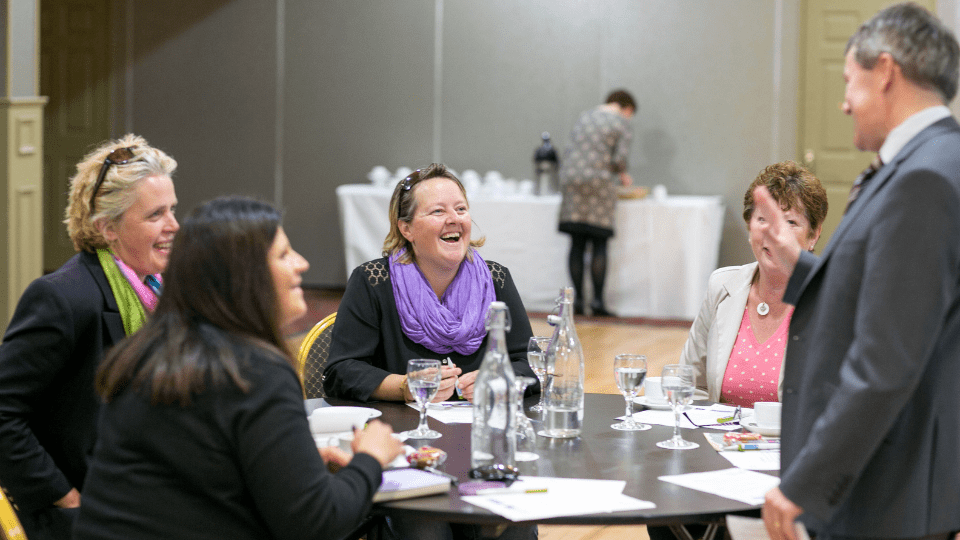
[527, 336, 551, 413]
[514, 376, 539, 461]
[611, 354, 651, 431]
[400, 359, 442, 440]
[656, 364, 698, 449]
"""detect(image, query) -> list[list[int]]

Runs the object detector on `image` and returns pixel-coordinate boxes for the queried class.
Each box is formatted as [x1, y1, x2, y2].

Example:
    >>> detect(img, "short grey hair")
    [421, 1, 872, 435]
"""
[846, 2, 960, 103]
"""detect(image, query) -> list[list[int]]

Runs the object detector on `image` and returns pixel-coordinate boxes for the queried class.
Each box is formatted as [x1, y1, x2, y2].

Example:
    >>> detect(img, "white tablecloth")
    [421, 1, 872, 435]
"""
[336, 184, 724, 320]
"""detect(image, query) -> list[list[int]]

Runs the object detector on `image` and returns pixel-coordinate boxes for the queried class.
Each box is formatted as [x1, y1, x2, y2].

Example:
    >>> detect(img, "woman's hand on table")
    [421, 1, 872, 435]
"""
[456, 371, 478, 402]
[431, 364, 463, 402]
[352, 420, 403, 468]
[318, 446, 352, 468]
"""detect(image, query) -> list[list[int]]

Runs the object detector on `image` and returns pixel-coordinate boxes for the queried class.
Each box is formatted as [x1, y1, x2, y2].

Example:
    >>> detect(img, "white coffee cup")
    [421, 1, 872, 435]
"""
[753, 402, 782, 429]
[644, 376, 666, 404]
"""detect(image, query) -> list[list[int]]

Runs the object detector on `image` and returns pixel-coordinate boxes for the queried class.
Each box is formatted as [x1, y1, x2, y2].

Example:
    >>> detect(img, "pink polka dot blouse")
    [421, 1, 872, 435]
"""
[719, 306, 792, 407]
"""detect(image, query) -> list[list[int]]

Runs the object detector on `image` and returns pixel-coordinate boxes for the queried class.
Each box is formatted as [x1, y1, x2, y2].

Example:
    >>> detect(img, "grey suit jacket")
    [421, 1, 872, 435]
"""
[780, 117, 960, 537]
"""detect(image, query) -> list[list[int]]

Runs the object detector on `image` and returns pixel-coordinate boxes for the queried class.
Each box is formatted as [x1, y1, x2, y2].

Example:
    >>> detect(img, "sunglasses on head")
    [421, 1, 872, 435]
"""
[89, 146, 138, 213]
[401, 169, 422, 191]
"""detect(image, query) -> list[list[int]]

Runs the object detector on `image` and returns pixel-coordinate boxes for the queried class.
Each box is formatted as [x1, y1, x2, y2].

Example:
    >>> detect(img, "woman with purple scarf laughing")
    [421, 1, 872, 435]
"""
[324, 163, 539, 405]
[325, 164, 539, 540]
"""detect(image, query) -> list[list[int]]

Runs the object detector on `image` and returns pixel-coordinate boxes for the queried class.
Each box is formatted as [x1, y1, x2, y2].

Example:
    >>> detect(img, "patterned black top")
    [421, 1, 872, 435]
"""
[324, 258, 538, 401]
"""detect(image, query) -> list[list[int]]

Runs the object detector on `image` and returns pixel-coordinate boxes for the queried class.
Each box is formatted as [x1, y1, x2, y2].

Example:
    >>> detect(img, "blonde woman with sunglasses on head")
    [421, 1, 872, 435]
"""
[0, 134, 178, 539]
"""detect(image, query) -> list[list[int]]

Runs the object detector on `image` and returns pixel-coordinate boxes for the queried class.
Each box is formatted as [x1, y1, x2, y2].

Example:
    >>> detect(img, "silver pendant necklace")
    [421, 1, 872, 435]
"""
[757, 302, 770, 316]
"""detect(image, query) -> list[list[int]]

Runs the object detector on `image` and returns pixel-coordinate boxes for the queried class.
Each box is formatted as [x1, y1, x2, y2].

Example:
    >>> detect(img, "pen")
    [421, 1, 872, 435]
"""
[423, 466, 460, 485]
[738, 443, 780, 451]
[443, 357, 464, 399]
[474, 487, 548, 496]
[717, 405, 742, 424]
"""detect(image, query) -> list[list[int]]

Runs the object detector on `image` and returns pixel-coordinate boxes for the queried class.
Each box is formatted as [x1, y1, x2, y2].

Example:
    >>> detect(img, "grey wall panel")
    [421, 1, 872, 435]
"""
[440, 0, 782, 267]
[283, 0, 435, 285]
[130, 0, 277, 216]
[439, 0, 604, 177]
[122, 0, 800, 286]
[9, 0, 38, 97]
[600, 0, 776, 267]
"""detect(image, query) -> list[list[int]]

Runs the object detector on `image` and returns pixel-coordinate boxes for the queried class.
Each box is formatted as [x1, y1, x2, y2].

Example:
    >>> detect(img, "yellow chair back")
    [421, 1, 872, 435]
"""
[0, 486, 26, 540]
[296, 312, 336, 399]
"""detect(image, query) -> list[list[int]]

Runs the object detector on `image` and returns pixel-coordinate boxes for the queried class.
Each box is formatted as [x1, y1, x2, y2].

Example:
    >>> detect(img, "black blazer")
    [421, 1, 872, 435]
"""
[780, 117, 960, 537]
[0, 251, 124, 513]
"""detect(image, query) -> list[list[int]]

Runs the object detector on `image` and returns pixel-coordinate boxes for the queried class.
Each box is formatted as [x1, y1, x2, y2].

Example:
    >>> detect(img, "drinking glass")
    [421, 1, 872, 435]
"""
[514, 376, 539, 461]
[527, 336, 551, 413]
[400, 359, 442, 440]
[656, 364, 698, 449]
[611, 354, 651, 431]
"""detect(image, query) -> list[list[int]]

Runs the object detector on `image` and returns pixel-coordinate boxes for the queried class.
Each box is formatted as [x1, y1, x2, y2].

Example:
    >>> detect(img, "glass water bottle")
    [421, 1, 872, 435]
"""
[470, 301, 518, 474]
[542, 287, 585, 438]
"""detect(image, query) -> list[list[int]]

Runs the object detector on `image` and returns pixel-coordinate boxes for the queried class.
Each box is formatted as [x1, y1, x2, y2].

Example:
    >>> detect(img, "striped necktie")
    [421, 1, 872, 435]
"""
[844, 155, 883, 214]
[143, 275, 163, 296]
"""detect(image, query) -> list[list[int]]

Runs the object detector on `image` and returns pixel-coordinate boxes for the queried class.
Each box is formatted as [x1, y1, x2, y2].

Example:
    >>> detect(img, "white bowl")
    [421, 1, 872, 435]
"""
[309, 407, 373, 435]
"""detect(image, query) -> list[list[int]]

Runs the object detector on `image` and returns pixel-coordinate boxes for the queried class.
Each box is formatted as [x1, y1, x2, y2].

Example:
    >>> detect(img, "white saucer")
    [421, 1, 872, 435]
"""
[742, 420, 780, 437]
[633, 396, 672, 410]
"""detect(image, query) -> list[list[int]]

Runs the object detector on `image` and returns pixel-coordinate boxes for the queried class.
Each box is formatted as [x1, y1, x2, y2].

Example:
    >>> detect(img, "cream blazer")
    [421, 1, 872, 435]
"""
[679, 262, 785, 402]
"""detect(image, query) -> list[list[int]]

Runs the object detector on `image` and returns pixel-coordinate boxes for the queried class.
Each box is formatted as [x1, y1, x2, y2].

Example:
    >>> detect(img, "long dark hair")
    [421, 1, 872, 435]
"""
[97, 196, 288, 405]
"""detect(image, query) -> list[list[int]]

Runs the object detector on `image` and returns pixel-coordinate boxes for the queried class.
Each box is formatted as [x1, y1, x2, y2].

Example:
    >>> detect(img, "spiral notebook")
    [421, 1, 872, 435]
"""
[373, 468, 453, 502]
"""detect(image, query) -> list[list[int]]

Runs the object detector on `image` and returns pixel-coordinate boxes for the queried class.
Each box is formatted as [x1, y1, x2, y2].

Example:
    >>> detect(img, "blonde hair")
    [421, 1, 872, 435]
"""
[65, 134, 177, 252]
[381, 163, 484, 264]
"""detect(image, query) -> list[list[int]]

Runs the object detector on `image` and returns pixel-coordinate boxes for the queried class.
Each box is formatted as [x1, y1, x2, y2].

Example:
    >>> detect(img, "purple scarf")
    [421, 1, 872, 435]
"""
[390, 248, 496, 355]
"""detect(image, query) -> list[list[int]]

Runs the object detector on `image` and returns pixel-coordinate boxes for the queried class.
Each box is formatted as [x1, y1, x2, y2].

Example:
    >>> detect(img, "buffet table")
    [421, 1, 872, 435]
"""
[336, 184, 724, 319]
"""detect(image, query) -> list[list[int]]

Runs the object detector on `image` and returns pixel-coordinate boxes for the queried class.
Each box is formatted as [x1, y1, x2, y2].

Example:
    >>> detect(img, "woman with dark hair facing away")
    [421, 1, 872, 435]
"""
[558, 89, 636, 316]
[74, 196, 403, 540]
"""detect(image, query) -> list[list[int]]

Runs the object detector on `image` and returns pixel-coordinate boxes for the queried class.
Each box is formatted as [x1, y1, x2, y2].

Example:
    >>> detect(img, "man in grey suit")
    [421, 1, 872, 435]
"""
[758, 4, 960, 540]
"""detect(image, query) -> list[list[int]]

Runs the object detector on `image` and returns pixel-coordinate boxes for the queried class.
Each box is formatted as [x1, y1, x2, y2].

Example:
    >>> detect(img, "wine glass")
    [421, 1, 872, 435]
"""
[400, 359, 442, 440]
[611, 354, 651, 431]
[527, 336, 551, 413]
[514, 376, 539, 461]
[656, 364, 698, 449]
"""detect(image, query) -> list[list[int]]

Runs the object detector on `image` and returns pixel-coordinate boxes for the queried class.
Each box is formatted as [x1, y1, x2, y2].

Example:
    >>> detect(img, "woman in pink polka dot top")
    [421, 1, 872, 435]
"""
[679, 161, 828, 407]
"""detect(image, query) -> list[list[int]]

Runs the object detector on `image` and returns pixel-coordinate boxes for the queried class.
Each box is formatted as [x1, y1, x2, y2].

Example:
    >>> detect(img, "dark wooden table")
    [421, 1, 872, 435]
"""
[316, 393, 774, 536]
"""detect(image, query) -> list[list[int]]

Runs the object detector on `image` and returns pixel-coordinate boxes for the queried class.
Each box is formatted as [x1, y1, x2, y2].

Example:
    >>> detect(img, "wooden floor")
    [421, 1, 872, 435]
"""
[288, 309, 692, 540]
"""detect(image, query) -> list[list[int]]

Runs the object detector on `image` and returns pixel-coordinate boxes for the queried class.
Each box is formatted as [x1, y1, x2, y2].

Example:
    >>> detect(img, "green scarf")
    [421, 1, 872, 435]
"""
[97, 248, 147, 336]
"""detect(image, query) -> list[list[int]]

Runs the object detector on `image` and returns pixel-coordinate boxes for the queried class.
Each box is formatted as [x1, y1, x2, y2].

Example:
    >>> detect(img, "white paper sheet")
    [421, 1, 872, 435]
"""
[405, 402, 474, 424]
[726, 515, 810, 540]
[461, 477, 655, 521]
[718, 450, 780, 471]
[658, 468, 780, 505]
